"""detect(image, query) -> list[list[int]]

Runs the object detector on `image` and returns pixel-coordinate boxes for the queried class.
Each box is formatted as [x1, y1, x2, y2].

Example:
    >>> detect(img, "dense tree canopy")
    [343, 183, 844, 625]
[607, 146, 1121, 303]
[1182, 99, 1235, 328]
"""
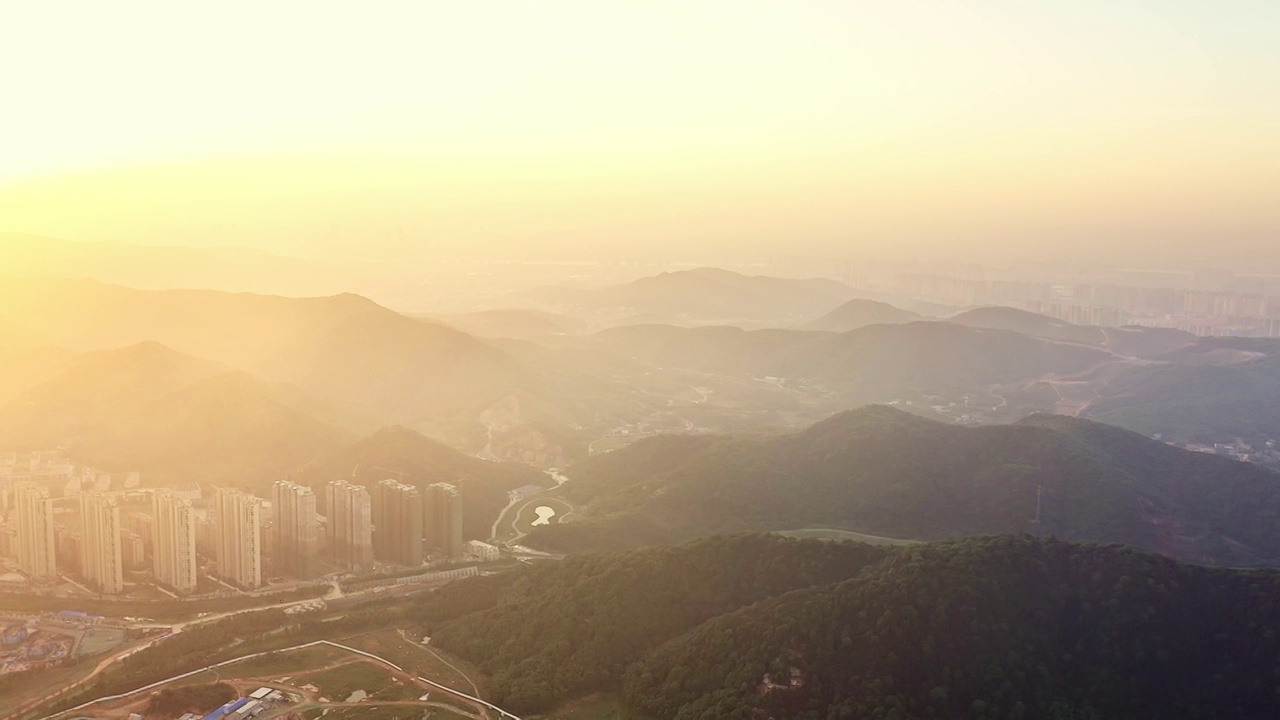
[424, 535, 890, 712]
[420, 534, 1280, 719]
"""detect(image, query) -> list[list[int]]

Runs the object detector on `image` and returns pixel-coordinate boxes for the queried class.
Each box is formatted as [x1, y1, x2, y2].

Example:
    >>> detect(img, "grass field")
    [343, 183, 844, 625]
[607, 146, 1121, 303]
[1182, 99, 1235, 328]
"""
[343, 629, 485, 696]
[775, 528, 921, 546]
[215, 644, 353, 680]
[300, 660, 395, 701]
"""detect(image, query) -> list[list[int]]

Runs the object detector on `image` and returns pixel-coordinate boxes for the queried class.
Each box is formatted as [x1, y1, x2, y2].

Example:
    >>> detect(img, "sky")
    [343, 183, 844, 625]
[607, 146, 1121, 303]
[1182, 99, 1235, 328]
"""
[1, 1, 1278, 266]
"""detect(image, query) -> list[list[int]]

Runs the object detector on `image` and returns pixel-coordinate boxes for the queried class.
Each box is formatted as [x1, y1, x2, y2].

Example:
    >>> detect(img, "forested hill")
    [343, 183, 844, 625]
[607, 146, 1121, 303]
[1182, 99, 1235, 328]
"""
[419, 535, 891, 713]
[627, 536, 1280, 720]
[528, 406, 1280, 566]
[415, 535, 1280, 719]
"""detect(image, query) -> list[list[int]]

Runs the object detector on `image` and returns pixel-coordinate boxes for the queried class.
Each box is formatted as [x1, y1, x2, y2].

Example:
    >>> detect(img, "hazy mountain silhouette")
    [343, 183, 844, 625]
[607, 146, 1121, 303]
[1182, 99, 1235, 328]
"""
[803, 298, 921, 331]
[575, 321, 1110, 394]
[511, 267, 858, 325]
[296, 425, 548, 540]
[0, 341, 353, 482]
[951, 306, 1194, 358]
[0, 277, 527, 447]
[1083, 337, 1280, 443]
[427, 308, 588, 338]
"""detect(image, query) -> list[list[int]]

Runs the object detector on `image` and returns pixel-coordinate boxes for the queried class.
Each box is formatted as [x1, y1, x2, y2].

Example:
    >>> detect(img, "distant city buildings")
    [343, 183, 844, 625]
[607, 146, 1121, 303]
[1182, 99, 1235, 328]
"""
[372, 479, 423, 567]
[152, 489, 198, 593]
[424, 482, 464, 560]
[271, 480, 319, 580]
[214, 488, 262, 589]
[325, 480, 373, 573]
[79, 492, 124, 595]
[14, 483, 57, 580]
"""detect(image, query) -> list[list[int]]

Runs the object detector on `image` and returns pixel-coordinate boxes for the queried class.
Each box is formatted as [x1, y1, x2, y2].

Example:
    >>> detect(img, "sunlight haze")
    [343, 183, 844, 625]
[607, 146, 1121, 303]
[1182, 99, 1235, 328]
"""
[2, 0, 1278, 265]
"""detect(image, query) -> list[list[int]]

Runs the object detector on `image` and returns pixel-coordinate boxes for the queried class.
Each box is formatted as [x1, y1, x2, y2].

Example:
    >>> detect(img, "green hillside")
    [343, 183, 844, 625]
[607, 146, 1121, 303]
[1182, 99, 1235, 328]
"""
[416, 535, 1280, 719]
[528, 406, 1280, 566]
[627, 536, 1280, 720]
[421, 535, 890, 712]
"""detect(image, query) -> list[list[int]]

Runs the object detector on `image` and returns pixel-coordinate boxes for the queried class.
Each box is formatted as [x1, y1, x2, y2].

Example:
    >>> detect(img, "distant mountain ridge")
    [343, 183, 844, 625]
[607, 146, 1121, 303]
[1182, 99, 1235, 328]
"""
[803, 298, 921, 332]
[295, 425, 548, 540]
[0, 342, 353, 482]
[0, 276, 527, 446]
[576, 321, 1111, 394]
[951, 306, 1194, 358]
[530, 405, 1280, 566]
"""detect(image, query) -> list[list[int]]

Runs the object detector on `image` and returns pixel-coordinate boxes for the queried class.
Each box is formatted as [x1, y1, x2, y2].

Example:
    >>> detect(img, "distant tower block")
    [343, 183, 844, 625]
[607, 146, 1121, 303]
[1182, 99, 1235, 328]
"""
[425, 482, 464, 560]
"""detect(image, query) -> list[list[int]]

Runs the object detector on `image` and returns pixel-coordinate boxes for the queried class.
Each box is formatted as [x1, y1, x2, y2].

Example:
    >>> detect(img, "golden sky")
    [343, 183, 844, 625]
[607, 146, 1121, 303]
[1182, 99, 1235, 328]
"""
[1, 1, 1278, 264]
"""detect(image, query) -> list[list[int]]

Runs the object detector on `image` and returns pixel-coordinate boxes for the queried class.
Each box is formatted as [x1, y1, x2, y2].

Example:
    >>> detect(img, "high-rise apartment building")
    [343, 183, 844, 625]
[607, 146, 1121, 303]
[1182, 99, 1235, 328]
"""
[14, 483, 57, 579]
[152, 489, 198, 593]
[325, 480, 373, 573]
[80, 492, 124, 595]
[271, 480, 319, 579]
[214, 488, 262, 589]
[424, 482, 464, 560]
[372, 479, 422, 566]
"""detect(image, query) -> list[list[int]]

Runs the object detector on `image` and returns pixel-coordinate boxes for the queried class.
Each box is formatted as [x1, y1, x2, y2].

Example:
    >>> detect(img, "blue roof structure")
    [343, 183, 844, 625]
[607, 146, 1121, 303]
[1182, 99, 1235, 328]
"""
[202, 697, 248, 720]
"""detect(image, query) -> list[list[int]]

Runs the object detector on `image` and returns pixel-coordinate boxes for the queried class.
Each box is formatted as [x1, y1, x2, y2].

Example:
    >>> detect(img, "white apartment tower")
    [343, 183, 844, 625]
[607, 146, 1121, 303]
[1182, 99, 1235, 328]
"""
[271, 480, 320, 579]
[214, 488, 262, 589]
[152, 489, 198, 593]
[80, 492, 125, 595]
[325, 480, 373, 573]
[14, 483, 57, 579]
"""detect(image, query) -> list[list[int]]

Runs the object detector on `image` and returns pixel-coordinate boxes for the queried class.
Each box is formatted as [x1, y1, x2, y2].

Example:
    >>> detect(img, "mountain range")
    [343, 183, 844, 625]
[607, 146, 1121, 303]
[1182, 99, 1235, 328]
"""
[0, 342, 354, 483]
[295, 425, 548, 541]
[529, 406, 1280, 566]
[950, 305, 1195, 358]
[511, 267, 860, 326]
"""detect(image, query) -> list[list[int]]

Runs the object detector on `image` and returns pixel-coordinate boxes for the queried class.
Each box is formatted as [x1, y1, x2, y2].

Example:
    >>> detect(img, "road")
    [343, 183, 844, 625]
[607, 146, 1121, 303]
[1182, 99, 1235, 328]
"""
[397, 629, 485, 712]
[9, 587, 389, 720]
[39, 640, 523, 720]
[489, 469, 571, 543]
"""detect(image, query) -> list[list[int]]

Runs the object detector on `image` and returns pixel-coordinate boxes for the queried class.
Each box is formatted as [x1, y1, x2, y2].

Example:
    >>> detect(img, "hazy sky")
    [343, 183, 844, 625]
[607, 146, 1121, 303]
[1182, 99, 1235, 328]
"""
[2, 1, 1278, 266]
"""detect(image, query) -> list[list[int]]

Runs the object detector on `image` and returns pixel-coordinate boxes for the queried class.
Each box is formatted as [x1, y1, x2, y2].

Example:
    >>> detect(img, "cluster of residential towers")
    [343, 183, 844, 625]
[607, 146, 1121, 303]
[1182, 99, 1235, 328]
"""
[8, 477, 463, 595]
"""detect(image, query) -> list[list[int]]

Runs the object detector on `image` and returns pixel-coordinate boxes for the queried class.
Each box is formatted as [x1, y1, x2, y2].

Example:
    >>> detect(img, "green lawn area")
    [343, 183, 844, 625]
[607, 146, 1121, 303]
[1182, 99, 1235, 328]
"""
[343, 628, 486, 695]
[216, 644, 352, 680]
[301, 659, 395, 701]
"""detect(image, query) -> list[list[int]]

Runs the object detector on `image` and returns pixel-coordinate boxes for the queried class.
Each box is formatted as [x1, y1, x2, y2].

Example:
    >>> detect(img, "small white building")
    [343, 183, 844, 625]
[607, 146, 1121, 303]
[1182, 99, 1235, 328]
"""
[466, 540, 500, 562]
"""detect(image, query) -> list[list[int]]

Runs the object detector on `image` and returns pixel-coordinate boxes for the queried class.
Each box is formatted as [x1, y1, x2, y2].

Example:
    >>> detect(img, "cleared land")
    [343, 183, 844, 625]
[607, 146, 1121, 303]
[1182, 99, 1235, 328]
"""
[500, 495, 576, 541]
